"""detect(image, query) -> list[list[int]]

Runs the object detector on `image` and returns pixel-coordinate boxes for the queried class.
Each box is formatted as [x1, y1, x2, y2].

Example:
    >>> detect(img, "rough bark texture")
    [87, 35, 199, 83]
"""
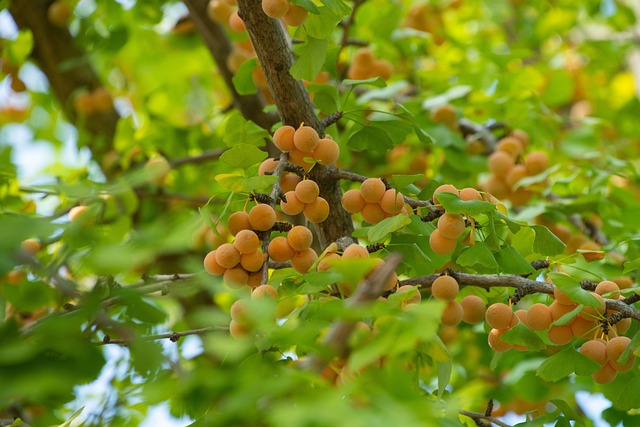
[236, 0, 355, 247]
[9, 0, 119, 156]
[182, 0, 279, 142]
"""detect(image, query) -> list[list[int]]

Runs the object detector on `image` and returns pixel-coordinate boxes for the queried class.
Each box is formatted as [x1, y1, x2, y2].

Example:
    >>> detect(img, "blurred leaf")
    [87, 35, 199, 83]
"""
[436, 192, 496, 215]
[220, 143, 267, 170]
[291, 35, 328, 82]
[536, 347, 600, 382]
[232, 58, 258, 95]
[367, 215, 411, 243]
[422, 86, 472, 110]
[216, 174, 278, 193]
[347, 125, 393, 152]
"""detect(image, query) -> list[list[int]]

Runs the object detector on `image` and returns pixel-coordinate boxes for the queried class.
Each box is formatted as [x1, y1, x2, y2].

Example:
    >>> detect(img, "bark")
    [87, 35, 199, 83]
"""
[236, 0, 355, 247]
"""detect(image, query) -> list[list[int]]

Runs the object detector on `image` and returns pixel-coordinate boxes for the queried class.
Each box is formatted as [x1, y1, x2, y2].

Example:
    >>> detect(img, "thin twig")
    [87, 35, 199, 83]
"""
[170, 149, 226, 167]
[97, 326, 221, 345]
[459, 410, 512, 427]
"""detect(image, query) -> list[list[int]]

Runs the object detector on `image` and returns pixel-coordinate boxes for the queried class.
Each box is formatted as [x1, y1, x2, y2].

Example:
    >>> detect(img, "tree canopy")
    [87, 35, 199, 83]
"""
[1, 0, 640, 426]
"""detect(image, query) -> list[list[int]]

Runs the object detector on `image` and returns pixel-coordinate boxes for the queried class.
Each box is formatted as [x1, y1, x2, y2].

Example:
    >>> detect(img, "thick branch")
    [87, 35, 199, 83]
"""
[9, 0, 119, 157]
[301, 253, 402, 373]
[236, 0, 354, 247]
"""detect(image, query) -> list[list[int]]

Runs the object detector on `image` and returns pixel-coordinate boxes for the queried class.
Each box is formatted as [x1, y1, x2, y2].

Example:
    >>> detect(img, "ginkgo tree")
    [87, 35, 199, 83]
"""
[1, 0, 640, 426]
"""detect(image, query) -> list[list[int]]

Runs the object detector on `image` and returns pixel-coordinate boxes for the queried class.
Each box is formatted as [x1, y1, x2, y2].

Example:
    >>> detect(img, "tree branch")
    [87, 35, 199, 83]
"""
[97, 326, 220, 345]
[300, 253, 403, 373]
[459, 410, 512, 427]
[236, 0, 355, 247]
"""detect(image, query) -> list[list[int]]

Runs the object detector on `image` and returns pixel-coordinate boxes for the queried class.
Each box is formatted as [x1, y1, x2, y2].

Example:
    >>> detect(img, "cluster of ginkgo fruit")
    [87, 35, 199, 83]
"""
[481, 278, 635, 380]
[273, 124, 341, 170]
[341, 178, 407, 224]
[203, 204, 277, 287]
[482, 131, 550, 206]
[267, 225, 318, 274]
[430, 275, 486, 326]
[346, 48, 394, 81]
[314, 243, 398, 296]
[428, 184, 484, 255]
[279, 180, 330, 224]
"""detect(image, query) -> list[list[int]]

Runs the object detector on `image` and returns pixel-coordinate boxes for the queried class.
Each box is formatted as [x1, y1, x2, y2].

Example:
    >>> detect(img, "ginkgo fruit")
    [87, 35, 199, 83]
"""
[295, 180, 320, 204]
[431, 275, 459, 301]
[261, 0, 290, 19]
[273, 125, 295, 152]
[441, 301, 463, 326]
[526, 303, 553, 331]
[281, 4, 308, 26]
[240, 250, 265, 272]
[579, 339, 607, 366]
[460, 295, 486, 324]
[485, 303, 514, 331]
[312, 138, 340, 165]
[429, 229, 457, 255]
[524, 151, 549, 175]
[293, 125, 320, 152]
[268, 236, 295, 262]
[281, 191, 305, 215]
[287, 225, 313, 251]
[204, 250, 226, 276]
[233, 229, 260, 254]
[380, 189, 404, 214]
[228, 211, 252, 236]
[437, 213, 465, 240]
[432, 184, 458, 205]
[248, 204, 276, 231]
[215, 243, 241, 269]
[360, 178, 386, 203]
[224, 266, 249, 287]
[291, 247, 318, 273]
[341, 189, 366, 213]
[303, 197, 330, 223]
[488, 151, 515, 177]
[342, 243, 370, 259]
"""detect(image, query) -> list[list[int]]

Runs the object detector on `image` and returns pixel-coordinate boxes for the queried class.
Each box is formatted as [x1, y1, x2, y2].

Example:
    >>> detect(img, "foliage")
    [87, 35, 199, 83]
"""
[1, 0, 640, 426]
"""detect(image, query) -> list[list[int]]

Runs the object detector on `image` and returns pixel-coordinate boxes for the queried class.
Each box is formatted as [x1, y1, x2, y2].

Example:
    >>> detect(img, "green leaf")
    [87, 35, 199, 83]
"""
[436, 192, 496, 216]
[495, 212, 522, 234]
[305, 7, 344, 38]
[56, 406, 85, 427]
[552, 304, 582, 326]
[347, 126, 393, 153]
[615, 376, 640, 410]
[536, 347, 600, 382]
[437, 360, 452, 399]
[290, 35, 328, 82]
[494, 245, 535, 275]
[323, 258, 379, 289]
[232, 58, 258, 95]
[3, 280, 58, 312]
[549, 400, 584, 426]
[532, 225, 566, 256]
[290, 0, 320, 14]
[501, 323, 546, 351]
[548, 273, 600, 307]
[343, 77, 387, 88]
[623, 257, 640, 274]
[306, 83, 339, 115]
[390, 174, 425, 190]
[222, 112, 269, 147]
[456, 242, 499, 270]
[220, 144, 268, 170]
[215, 174, 278, 193]
[322, 0, 351, 17]
[367, 215, 412, 243]
[422, 85, 472, 110]
[6, 30, 33, 64]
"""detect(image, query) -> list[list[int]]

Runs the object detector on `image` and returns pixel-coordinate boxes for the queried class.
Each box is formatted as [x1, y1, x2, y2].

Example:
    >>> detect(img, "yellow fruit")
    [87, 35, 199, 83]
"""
[526, 303, 553, 331]
[287, 225, 313, 251]
[341, 189, 365, 213]
[261, 0, 290, 19]
[47, 1, 72, 27]
[273, 125, 296, 152]
[524, 151, 549, 175]
[303, 197, 330, 223]
[437, 213, 465, 240]
[291, 247, 318, 273]
[485, 303, 514, 330]
[228, 211, 252, 236]
[282, 4, 308, 26]
[360, 178, 386, 203]
[294, 180, 320, 204]
[380, 189, 404, 214]
[460, 295, 486, 324]
[293, 125, 320, 152]
[441, 301, 463, 326]
[431, 275, 459, 301]
[280, 191, 305, 216]
[432, 184, 458, 205]
[429, 229, 457, 255]
[248, 204, 276, 231]
[204, 250, 226, 276]
[215, 243, 241, 269]
[312, 138, 340, 166]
